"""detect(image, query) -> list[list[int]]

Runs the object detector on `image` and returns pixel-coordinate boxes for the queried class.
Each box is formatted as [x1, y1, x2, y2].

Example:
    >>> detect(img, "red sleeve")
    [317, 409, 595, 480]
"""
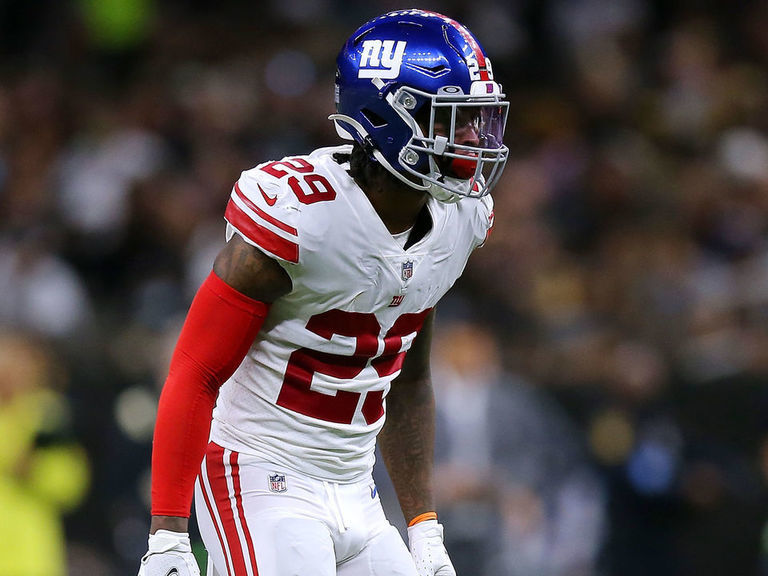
[150, 271, 269, 517]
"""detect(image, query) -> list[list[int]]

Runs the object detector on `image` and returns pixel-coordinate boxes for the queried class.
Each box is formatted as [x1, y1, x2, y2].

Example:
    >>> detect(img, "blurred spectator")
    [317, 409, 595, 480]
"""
[0, 237, 93, 339]
[0, 332, 90, 576]
[432, 317, 605, 576]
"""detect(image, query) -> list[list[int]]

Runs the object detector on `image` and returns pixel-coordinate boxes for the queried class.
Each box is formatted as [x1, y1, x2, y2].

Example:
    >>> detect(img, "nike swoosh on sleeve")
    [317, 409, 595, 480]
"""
[225, 198, 299, 262]
[233, 182, 297, 235]
[258, 183, 278, 206]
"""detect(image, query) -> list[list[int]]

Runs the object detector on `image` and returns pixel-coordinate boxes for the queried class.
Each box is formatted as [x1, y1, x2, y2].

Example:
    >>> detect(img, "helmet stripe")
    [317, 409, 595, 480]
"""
[422, 10, 491, 80]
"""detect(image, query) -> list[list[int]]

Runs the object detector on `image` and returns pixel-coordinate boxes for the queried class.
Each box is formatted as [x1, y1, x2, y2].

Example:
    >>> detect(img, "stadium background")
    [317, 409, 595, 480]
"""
[2, 0, 768, 574]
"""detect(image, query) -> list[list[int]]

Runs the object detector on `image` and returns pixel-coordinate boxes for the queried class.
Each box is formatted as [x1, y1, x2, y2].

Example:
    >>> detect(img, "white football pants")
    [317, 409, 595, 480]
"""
[194, 442, 418, 576]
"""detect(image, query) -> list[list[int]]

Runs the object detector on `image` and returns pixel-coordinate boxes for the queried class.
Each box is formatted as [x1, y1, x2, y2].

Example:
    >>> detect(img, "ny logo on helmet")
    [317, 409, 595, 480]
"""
[358, 40, 407, 79]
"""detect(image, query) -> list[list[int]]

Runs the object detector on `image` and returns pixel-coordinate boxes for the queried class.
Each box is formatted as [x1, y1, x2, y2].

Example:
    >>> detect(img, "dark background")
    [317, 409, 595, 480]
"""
[2, 1, 768, 574]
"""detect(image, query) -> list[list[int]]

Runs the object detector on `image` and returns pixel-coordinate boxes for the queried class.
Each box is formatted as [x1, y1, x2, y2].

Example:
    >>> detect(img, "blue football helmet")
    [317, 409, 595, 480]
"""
[331, 9, 509, 202]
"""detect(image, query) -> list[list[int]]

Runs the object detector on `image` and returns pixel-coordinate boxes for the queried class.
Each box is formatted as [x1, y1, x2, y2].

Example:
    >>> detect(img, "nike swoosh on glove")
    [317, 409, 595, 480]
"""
[407, 519, 457, 576]
[138, 530, 201, 576]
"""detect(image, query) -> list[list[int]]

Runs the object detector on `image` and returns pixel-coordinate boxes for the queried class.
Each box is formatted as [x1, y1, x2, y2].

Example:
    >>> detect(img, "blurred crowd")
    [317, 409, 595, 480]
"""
[2, 0, 768, 574]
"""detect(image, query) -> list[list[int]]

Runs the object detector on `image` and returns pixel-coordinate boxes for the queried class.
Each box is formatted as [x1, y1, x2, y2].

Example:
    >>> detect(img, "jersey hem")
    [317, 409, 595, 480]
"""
[210, 418, 374, 485]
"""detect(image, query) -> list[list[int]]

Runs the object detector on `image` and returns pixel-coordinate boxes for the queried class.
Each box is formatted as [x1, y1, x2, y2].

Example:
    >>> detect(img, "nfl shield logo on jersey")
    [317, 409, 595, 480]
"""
[268, 473, 287, 493]
[401, 260, 414, 281]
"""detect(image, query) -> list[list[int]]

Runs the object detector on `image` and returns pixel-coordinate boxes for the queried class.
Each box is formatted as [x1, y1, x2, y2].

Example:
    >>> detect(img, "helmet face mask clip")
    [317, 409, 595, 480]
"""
[331, 10, 509, 203]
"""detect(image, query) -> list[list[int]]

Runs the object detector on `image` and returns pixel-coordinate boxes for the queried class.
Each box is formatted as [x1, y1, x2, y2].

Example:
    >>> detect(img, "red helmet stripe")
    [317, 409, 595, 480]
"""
[423, 11, 490, 80]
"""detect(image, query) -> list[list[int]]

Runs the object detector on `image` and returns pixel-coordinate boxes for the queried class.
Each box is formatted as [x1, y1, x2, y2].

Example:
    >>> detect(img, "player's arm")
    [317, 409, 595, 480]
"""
[379, 308, 436, 523]
[379, 309, 456, 576]
[139, 235, 291, 576]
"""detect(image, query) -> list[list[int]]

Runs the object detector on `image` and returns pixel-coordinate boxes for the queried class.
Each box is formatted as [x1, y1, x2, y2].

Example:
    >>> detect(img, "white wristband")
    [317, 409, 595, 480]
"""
[147, 530, 192, 554]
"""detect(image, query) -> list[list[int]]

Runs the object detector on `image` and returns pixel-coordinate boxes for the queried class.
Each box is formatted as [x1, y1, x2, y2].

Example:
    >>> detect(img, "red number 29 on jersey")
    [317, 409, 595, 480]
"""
[277, 308, 432, 425]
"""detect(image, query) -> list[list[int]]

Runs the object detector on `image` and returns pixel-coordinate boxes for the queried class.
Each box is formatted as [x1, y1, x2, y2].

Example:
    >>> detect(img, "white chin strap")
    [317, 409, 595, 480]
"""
[422, 142, 467, 203]
[425, 175, 468, 203]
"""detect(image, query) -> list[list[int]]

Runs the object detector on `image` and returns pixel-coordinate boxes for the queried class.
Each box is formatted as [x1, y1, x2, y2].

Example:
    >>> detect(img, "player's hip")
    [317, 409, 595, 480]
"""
[195, 442, 392, 569]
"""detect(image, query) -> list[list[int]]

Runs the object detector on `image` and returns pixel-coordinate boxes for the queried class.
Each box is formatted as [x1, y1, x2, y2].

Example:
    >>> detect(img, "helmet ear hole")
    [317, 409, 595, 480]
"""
[360, 108, 388, 128]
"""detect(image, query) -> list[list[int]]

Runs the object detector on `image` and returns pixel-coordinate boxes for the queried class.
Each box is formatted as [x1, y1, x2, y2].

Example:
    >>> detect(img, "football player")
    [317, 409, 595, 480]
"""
[138, 9, 508, 576]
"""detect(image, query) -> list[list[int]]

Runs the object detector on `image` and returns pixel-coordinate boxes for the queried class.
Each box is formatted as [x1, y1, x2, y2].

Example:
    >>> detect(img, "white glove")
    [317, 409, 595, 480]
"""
[407, 519, 457, 576]
[138, 530, 201, 576]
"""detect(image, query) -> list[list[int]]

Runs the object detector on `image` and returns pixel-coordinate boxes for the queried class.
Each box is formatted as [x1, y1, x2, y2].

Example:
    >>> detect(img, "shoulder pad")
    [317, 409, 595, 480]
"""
[224, 168, 301, 263]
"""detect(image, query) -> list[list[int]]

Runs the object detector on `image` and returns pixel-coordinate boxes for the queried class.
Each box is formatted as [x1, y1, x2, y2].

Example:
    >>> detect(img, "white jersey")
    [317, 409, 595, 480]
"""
[211, 145, 493, 482]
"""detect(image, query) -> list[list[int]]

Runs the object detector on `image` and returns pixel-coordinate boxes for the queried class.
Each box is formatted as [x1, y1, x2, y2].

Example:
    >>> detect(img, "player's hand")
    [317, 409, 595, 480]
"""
[407, 519, 457, 576]
[138, 530, 201, 576]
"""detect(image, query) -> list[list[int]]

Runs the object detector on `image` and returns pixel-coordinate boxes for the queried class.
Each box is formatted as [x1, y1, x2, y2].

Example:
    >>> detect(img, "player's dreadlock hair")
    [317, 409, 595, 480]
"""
[333, 142, 396, 191]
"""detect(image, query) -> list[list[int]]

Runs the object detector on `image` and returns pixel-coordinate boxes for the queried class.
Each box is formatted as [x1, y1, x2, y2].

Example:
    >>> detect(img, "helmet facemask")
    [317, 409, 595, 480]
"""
[390, 84, 509, 202]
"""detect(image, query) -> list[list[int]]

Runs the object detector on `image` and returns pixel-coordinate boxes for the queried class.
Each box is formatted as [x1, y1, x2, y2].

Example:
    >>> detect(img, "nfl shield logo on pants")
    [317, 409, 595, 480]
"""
[268, 473, 287, 493]
[401, 260, 414, 281]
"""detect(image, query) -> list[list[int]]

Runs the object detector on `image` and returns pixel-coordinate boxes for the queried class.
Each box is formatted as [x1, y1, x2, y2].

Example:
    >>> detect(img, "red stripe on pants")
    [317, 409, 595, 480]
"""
[228, 451, 259, 575]
[200, 453, 234, 576]
[207, 443, 252, 575]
